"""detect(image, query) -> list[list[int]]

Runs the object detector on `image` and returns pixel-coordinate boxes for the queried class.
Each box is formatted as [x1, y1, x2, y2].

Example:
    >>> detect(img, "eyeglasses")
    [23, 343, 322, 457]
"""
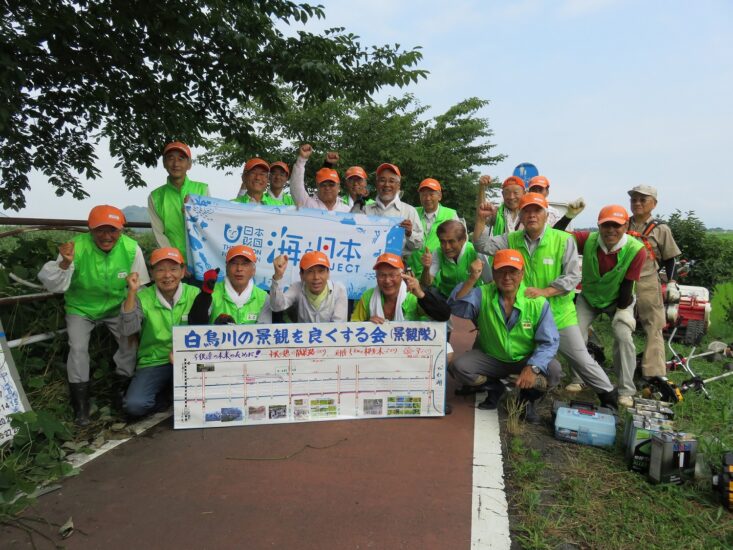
[377, 177, 400, 185]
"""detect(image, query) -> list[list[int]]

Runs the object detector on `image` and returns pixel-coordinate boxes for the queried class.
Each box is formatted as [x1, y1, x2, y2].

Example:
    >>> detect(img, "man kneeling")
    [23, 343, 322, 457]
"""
[448, 249, 561, 422]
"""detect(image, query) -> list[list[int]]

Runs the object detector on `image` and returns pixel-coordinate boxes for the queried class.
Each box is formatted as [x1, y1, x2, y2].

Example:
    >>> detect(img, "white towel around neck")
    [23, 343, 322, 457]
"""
[369, 281, 408, 321]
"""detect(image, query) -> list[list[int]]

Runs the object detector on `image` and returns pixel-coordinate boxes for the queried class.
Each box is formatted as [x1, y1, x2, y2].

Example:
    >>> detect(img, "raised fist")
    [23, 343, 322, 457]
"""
[477, 201, 497, 221]
[59, 241, 75, 266]
[325, 151, 339, 165]
[479, 175, 492, 186]
[272, 254, 289, 280]
[126, 272, 141, 293]
[202, 267, 220, 295]
[299, 143, 313, 159]
[566, 197, 586, 219]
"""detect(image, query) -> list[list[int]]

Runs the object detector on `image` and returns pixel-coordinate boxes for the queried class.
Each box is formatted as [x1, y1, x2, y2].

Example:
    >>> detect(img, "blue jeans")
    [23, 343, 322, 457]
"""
[123, 363, 172, 417]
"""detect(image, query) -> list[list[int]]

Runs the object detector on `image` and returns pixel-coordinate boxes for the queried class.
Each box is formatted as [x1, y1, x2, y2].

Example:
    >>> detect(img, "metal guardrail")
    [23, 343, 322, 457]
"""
[0, 216, 152, 229]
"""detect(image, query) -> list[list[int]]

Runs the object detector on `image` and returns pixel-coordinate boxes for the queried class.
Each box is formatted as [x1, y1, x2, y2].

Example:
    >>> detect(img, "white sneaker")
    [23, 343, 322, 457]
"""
[565, 382, 586, 392]
[618, 395, 634, 408]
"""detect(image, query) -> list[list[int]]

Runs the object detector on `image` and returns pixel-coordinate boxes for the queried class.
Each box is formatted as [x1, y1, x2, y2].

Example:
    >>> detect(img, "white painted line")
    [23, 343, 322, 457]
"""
[67, 411, 171, 469]
[471, 395, 511, 549]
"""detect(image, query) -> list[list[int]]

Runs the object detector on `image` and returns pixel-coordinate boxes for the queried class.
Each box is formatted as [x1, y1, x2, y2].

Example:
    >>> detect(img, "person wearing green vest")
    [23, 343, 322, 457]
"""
[188, 245, 272, 325]
[233, 158, 285, 205]
[448, 249, 561, 421]
[571, 205, 647, 407]
[351, 253, 451, 323]
[474, 192, 619, 410]
[420, 219, 489, 298]
[148, 142, 210, 264]
[38, 205, 151, 425]
[120, 247, 199, 418]
[267, 161, 296, 205]
[473, 175, 526, 243]
[407, 178, 459, 278]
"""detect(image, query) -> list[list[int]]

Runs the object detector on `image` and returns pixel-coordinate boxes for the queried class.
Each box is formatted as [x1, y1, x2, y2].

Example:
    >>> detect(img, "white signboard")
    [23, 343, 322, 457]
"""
[184, 195, 405, 299]
[0, 320, 31, 445]
[173, 322, 447, 429]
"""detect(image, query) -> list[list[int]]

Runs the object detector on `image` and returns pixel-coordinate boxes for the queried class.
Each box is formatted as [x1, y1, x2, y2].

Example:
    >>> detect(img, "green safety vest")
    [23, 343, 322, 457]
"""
[581, 233, 644, 309]
[508, 228, 577, 330]
[271, 192, 295, 206]
[407, 204, 458, 277]
[232, 193, 284, 206]
[136, 283, 200, 369]
[150, 176, 209, 263]
[209, 284, 268, 324]
[493, 203, 507, 236]
[476, 282, 547, 362]
[356, 288, 426, 321]
[64, 233, 138, 320]
[341, 196, 375, 206]
[433, 242, 479, 298]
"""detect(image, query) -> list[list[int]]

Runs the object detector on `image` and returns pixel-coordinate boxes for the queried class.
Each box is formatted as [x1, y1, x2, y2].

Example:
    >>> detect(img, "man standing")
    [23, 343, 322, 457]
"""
[234, 158, 285, 205]
[148, 142, 209, 264]
[289, 144, 351, 212]
[352, 162, 424, 257]
[473, 175, 525, 240]
[342, 166, 373, 208]
[449, 249, 561, 421]
[628, 185, 681, 379]
[268, 161, 296, 205]
[38, 205, 150, 425]
[475, 193, 619, 409]
[121, 247, 199, 418]
[574, 205, 647, 407]
[407, 178, 458, 278]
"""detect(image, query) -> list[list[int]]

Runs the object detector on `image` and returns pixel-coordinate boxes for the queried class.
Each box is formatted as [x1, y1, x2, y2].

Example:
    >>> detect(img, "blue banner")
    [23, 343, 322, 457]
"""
[184, 195, 404, 299]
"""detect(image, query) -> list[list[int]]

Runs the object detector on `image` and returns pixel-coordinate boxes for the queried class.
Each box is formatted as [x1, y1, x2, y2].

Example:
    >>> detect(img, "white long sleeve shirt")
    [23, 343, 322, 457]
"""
[269, 279, 348, 323]
[289, 157, 352, 213]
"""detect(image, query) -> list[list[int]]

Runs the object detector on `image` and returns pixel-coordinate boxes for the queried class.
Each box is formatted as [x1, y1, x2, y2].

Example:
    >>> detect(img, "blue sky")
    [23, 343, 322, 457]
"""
[6, 0, 732, 228]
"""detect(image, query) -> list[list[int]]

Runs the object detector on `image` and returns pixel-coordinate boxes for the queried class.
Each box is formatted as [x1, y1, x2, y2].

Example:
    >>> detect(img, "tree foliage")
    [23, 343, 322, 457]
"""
[0, 0, 427, 210]
[201, 93, 505, 226]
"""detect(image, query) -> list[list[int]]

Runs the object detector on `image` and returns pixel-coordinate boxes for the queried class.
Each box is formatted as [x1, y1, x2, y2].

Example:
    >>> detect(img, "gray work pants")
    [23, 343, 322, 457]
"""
[557, 322, 614, 393]
[65, 314, 137, 383]
[450, 349, 562, 390]
[575, 295, 638, 396]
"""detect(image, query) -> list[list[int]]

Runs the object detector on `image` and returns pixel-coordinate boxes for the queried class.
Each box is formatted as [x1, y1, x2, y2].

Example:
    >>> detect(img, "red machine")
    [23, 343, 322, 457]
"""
[662, 280, 711, 345]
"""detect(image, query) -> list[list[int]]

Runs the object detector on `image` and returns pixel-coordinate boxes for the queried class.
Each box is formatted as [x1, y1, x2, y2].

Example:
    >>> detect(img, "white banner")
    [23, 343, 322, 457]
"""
[184, 195, 405, 299]
[172, 322, 447, 429]
[0, 320, 31, 445]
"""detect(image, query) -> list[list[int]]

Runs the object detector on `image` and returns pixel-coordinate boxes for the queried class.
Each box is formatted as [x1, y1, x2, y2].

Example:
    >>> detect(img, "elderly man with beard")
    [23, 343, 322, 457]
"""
[474, 193, 619, 409]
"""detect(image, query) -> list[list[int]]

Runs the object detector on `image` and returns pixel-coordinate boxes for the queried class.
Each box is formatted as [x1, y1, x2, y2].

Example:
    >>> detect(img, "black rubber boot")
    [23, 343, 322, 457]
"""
[518, 389, 544, 424]
[69, 382, 91, 427]
[112, 374, 132, 412]
[597, 388, 619, 412]
[477, 381, 506, 410]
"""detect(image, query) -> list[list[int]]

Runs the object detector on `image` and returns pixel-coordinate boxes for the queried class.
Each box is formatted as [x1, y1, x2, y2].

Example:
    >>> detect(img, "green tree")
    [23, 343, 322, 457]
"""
[202, 93, 505, 226]
[0, 1, 427, 210]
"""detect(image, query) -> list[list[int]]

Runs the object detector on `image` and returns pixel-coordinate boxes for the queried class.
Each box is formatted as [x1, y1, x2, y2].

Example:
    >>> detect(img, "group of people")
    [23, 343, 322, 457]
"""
[39, 140, 680, 426]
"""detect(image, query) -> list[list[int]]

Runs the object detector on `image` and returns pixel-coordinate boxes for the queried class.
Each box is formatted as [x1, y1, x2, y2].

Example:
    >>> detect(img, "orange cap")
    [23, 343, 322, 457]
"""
[345, 166, 367, 180]
[528, 175, 550, 189]
[150, 247, 184, 266]
[494, 249, 524, 270]
[418, 178, 441, 192]
[88, 205, 125, 229]
[163, 141, 191, 159]
[502, 176, 526, 189]
[226, 245, 257, 263]
[376, 163, 401, 178]
[244, 158, 269, 172]
[519, 192, 549, 210]
[270, 161, 290, 176]
[598, 205, 629, 225]
[373, 253, 404, 270]
[300, 250, 330, 270]
[315, 167, 340, 185]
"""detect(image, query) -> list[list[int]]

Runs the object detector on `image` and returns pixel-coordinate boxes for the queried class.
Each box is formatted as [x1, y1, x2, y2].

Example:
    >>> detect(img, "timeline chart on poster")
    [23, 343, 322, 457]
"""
[172, 322, 447, 429]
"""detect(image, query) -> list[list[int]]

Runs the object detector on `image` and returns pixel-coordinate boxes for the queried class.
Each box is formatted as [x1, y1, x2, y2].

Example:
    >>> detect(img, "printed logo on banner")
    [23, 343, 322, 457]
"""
[184, 195, 405, 299]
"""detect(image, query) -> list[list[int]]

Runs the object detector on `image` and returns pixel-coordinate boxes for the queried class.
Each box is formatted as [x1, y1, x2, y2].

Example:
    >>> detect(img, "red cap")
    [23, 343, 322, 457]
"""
[150, 247, 184, 266]
[502, 176, 525, 189]
[373, 253, 405, 270]
[226, 245, 257, 263]
[315, 167, 340, 185]
[270, 161, 290, 176]
[418, 178, 441, 192]
[345, 166, 367, 180]
[376, 163, 401, 178]
[244, 158, 269, 172]
[519, 192, 549, 210]
[88, 205, 125, 229]
[494, 249, 524, 270]
[598, 205, 629, 225]
[163, 142, 191, 159]
[300, 251, 331, 270]
[528, 175, 550, 189]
